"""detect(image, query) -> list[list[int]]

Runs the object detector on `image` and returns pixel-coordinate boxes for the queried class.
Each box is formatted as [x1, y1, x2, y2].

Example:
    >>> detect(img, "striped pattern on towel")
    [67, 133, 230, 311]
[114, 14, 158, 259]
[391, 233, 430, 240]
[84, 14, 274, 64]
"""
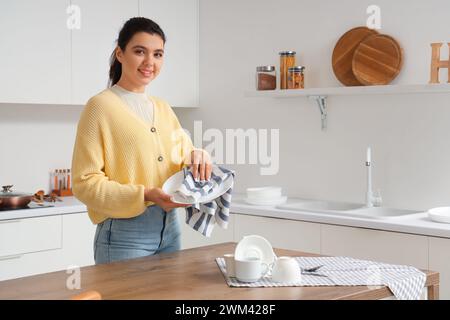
[216, 256, 427, 300]
[180, 166, 234, 237]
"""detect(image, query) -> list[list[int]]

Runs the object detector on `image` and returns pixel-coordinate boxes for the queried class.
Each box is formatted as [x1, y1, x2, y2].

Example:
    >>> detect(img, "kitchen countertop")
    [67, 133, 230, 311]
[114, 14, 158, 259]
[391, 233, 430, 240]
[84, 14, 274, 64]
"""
[3, 194, 450, 239]
[230, 194, 450, 239]
[0, 243, 439, 300]
[0, 196, 87, 221]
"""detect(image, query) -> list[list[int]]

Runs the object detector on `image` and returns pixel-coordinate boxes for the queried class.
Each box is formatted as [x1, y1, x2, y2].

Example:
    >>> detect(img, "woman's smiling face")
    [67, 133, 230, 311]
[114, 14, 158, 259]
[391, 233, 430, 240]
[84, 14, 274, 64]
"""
[116, 31, 165, 92]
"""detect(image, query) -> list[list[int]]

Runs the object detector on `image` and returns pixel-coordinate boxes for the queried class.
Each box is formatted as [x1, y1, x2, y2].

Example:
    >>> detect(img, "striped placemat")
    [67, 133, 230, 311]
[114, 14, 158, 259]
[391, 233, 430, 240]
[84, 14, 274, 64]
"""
[215, 256, 426, 300]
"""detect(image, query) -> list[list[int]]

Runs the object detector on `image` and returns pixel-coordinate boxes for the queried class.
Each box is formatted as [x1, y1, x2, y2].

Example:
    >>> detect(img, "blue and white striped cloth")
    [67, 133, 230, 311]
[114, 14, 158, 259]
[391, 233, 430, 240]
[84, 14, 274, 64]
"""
[176, 166, 234, 237]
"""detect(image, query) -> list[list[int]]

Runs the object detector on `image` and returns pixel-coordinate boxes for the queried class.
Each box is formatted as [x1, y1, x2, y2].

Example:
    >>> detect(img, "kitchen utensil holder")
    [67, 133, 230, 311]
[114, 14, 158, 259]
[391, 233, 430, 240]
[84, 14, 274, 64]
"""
[52, 189, 73, 197]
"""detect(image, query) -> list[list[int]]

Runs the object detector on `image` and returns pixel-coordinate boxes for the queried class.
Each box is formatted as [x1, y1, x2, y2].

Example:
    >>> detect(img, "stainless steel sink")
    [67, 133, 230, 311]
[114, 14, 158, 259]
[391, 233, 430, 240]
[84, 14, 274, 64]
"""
[277, 200, 365, 213]
[276, 200, 424, 219]
[339, 207, 425, 219]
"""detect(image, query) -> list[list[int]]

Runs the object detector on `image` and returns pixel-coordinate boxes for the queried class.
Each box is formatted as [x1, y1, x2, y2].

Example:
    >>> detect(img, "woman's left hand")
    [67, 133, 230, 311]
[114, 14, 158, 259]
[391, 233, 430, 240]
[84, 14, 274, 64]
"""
[190, 149, 212, 181]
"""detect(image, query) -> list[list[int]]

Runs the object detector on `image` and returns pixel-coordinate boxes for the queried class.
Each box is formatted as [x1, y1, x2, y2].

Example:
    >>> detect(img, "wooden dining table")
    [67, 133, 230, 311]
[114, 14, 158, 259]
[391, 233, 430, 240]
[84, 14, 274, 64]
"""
[0, 242, 440, 300]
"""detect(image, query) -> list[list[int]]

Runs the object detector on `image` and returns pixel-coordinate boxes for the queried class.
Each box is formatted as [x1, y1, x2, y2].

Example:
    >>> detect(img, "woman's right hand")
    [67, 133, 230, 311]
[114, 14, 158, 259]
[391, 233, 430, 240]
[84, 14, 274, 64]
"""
[144, 187, 190, 212]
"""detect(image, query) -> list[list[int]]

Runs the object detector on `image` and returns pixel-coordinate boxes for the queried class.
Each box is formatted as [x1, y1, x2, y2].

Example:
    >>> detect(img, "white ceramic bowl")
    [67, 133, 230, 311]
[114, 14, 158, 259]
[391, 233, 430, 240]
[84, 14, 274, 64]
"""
[271, 256, 302, 283]
[428, 207, 450, 224]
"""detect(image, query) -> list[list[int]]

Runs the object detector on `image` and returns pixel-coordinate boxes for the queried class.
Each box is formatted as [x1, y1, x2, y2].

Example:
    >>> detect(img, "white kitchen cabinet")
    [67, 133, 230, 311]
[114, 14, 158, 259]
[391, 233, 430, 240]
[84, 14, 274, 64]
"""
[139, 0, 199, 107]
[0, 0, 71, 104]
[429, 237, 450, 299]
[0, 0, 198, 107]
[233, 214, 321, 254]
[60, 211, 96, 268]
[71, 0, 139, 104]
[0, 248, 67, 281]
[0, 212, 95, 281]
[178, 209, 234, 249]
[0, 216, 62, 258]
[321, 224, 428, 269]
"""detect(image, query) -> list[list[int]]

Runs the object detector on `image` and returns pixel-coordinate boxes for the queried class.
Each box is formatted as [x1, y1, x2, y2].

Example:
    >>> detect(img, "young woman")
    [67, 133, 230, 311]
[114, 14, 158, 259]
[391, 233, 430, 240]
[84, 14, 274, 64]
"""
[71, 17, 212, 264]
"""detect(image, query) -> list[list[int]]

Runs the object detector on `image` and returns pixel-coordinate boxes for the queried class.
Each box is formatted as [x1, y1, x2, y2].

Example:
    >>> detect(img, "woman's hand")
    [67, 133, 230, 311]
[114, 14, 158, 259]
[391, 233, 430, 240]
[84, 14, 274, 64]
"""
[144, 187, 189, 212]
[190, 149, 212, 181]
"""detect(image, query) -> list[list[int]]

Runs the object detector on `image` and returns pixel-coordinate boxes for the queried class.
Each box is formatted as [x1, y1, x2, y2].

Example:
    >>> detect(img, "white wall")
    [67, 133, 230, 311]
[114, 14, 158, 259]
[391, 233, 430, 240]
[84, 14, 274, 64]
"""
[175, 0, 450, 211]
[0, 104, 82, 193]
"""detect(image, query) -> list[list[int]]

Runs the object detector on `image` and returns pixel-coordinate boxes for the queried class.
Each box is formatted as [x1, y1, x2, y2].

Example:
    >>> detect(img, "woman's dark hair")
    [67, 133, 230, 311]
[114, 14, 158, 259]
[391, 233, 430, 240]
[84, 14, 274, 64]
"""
[108, 17, 166, 87]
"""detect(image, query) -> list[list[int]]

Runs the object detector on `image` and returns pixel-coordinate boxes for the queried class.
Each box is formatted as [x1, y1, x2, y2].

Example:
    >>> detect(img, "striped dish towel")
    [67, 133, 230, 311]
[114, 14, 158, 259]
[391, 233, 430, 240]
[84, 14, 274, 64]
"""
[216, 256, 427, 300]
[177, 166, 234, 237]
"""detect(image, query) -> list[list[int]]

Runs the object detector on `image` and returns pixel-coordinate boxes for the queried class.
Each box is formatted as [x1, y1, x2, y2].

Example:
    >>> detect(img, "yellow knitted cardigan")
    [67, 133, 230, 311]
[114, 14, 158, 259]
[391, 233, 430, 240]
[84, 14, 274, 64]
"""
[71, 89, 194, 224]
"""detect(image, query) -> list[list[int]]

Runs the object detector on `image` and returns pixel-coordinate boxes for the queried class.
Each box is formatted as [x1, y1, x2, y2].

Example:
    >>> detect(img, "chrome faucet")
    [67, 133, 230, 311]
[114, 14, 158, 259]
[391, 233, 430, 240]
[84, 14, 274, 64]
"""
[365, 147, 382, 207]
[366, 147, 374, 207]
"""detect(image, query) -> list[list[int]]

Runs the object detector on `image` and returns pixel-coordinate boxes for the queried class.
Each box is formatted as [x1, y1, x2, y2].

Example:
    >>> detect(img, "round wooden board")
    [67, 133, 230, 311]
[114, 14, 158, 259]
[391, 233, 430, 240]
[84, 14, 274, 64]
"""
[352, 34, 403, 85]
[332, 26, 379, 86]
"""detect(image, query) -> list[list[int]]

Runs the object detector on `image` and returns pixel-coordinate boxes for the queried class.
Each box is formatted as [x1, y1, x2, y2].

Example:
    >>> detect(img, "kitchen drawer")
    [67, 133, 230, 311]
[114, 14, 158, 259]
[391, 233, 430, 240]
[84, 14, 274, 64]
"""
[0, 248, 65, 281]
[0, 216, 62, 258]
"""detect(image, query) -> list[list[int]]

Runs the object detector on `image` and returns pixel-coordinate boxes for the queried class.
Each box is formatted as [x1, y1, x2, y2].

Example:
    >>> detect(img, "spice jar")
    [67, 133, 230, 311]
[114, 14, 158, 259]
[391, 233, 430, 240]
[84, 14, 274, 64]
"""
[256, 66, 276, 90]
[279, 51, 296, 89]
[287, 66, 305, 89]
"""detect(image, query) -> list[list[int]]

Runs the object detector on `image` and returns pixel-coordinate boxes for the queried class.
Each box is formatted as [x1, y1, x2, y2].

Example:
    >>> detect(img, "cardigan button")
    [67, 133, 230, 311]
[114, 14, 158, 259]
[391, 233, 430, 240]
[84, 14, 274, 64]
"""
[158, 156, 163, 162]
[151, 127, 156, 133]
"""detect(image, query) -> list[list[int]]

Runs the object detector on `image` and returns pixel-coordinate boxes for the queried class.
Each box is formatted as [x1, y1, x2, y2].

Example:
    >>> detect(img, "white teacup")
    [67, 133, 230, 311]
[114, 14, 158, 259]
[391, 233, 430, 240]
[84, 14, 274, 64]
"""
[271, 256, 302, 283]
[235, 257, 269, 283]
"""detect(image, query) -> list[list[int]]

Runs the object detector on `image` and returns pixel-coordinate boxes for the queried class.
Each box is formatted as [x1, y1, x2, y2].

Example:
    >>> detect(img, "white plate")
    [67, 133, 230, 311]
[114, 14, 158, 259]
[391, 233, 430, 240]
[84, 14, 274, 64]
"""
[162, 169, 233, 204]
[235, 235, 276, 266]
[428, 207, 450, 224]
[244, 196, 287, 206]
[246, 186, 282, 199]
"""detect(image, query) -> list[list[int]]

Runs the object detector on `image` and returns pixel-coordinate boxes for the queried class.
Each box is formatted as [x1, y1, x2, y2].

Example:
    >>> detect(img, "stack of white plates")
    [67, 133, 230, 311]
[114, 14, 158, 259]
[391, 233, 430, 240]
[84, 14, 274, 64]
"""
[428, 207, 450, 224]
[244, 186, 287, 206]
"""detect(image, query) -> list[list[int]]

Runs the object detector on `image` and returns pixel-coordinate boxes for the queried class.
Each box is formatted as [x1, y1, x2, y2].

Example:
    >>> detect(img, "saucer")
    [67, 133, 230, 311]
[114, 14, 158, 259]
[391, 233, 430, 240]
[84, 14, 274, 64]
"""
[234, 235, 276, 266]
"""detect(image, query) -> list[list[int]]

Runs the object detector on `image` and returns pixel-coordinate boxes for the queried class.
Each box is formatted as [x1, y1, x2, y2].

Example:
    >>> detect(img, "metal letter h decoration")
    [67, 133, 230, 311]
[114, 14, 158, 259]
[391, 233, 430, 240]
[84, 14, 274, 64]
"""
[430, 43, 450, 84]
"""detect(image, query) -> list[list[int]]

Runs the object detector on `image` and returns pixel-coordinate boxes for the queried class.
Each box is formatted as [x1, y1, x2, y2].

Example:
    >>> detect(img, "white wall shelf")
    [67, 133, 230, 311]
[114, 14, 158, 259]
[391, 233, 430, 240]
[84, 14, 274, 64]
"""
[245, 84, 450, 130]
[245, 83, 450, 98]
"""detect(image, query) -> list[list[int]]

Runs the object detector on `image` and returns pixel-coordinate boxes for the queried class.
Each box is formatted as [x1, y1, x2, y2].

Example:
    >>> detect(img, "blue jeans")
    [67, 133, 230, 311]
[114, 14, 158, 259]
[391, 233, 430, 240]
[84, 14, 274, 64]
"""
[94, 205, 181, 264]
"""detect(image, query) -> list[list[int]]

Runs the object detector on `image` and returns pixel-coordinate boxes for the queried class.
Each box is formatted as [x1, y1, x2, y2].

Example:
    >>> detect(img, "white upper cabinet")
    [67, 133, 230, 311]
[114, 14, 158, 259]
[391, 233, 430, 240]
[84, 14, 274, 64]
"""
[71, 0, 138, 105]
[0, 0, 71, 104]
[139, 0, 199, 107]
[0, 0, 199, 107]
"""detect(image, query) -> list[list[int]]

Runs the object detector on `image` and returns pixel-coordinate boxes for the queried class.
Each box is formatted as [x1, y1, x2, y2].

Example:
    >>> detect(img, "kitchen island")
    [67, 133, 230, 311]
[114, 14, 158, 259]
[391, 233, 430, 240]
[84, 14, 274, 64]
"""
[0, 243, 439, 300]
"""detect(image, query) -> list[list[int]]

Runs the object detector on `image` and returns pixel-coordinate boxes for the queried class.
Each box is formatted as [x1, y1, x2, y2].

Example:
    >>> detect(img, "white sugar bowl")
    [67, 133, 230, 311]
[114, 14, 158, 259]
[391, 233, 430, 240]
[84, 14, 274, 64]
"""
[271, 256, 301, 283]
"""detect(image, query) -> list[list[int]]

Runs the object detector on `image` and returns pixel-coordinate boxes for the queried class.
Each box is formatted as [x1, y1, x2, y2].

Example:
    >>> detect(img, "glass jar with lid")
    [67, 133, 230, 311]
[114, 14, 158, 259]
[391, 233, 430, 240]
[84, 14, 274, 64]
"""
[256, 66, 276, 90]
[287, 66, 305, 89]
[279, 51, 296, 89]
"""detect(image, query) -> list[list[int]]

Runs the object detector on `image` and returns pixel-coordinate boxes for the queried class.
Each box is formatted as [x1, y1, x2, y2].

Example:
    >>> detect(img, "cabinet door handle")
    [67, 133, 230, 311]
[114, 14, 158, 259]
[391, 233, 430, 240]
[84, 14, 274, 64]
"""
[0, 219, 22, 224]
[0, 254, 23, 261]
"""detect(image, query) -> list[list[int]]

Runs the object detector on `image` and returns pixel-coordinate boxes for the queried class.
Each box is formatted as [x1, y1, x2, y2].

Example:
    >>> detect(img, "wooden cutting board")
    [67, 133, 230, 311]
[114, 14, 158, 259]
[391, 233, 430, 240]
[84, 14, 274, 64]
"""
[332, 26, 379, 86]
[352, 34, 403, 85]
